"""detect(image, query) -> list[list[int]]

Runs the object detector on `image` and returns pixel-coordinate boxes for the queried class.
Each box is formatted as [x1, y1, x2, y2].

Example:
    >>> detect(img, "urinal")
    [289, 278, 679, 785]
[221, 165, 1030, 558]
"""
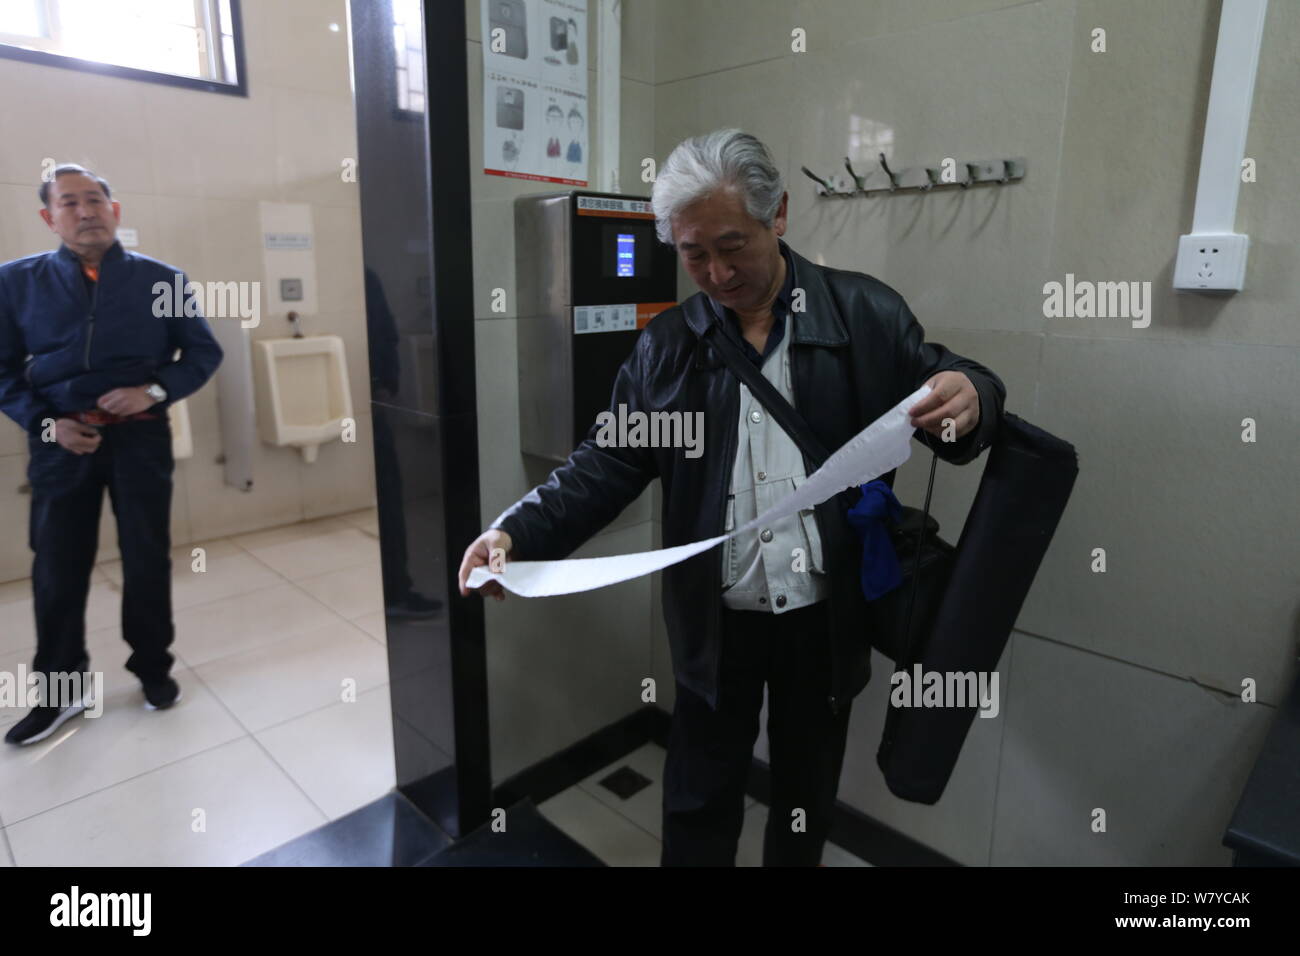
[252, 336, 353, 463]
[168, 399, 193, 460]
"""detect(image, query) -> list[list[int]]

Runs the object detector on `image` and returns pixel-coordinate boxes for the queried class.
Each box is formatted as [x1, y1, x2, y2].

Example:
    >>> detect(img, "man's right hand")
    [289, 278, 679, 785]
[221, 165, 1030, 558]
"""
[457, 528, 513, 601]
[54, 418, 102, 454]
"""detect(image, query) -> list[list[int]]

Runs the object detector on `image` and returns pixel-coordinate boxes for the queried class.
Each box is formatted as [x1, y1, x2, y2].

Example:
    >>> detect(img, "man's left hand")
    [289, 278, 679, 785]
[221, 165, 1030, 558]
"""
[97, 386, 158, 416]
[908, 371, 980, 441]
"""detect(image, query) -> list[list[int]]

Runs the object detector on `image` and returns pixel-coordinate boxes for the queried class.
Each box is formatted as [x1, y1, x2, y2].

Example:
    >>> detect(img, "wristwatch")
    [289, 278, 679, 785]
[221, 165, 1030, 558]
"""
[145, 383, 167, 404]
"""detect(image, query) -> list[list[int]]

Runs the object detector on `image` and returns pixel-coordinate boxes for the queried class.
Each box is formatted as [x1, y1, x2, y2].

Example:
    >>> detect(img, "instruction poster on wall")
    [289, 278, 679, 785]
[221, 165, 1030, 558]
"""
[482, 0, 588, 186]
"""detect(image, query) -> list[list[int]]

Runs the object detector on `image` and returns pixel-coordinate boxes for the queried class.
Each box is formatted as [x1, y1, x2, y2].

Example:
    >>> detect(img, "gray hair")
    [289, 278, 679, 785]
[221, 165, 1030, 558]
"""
[651, 129, 784, 246]
[39, 163, 113, 207]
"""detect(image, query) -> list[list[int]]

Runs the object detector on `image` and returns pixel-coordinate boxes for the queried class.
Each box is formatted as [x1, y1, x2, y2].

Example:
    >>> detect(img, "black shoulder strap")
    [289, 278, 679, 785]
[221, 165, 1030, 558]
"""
[703, 302, 939, 649]
[702, 319, 832, 469]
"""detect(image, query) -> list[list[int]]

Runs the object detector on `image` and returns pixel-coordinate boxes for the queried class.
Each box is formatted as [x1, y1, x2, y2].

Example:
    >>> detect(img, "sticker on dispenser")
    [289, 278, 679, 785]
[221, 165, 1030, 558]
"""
[575, 196, 654, 219]
[574, 304, 637, 334]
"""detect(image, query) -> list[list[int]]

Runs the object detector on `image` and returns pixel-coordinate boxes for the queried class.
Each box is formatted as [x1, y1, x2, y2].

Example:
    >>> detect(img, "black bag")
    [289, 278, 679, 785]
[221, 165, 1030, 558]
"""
[876, 413, 1078, 804]
[703, 321, 952, 664]
[867, 501, 957, 665]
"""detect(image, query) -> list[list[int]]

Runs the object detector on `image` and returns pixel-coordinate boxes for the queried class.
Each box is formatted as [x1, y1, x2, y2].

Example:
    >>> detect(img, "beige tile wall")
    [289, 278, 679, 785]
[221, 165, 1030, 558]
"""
[651, 0, 1300, 864]
[0, 0, 375, 583]
[468, 0, 665, 784]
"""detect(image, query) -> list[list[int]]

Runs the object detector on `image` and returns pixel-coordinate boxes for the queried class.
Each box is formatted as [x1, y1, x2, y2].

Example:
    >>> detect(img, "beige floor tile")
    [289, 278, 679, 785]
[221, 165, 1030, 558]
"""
[239, 528, 379, 581]
[4, 737, 327, 866]
[575, 742, 757, 838]
[228, 516, 353, 552]
[577, 743, 667, 839]
[538, 785, 662, 867]
[0, 580, 123, 658]
[0, 579, 30, 605]
[0, 663, 245, 824]
[255, 684, 395, 820]
[192, 618, 388, 733]
[737, 802, 768, 867]
[352, 611, 387, 643]
[167, 552, 285, 611]
[294, 564, 383, 620]
[169, 582, 342, 667]
[336, 508, 379, 537]
[97, 538, 243, 585]
[821, 841, 872, 866]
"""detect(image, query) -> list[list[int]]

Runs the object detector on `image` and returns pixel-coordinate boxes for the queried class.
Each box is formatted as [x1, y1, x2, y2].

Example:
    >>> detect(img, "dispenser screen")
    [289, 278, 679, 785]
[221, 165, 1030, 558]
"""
[616, 234, 635, 276]
[601, 222, 652, 278]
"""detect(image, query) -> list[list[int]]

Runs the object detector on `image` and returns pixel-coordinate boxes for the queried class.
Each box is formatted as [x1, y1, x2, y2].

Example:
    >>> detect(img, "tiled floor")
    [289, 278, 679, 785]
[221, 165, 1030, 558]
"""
[0, 506, 867, 867]
[537, 742, 872, 867]
[0, 508, 412, 866]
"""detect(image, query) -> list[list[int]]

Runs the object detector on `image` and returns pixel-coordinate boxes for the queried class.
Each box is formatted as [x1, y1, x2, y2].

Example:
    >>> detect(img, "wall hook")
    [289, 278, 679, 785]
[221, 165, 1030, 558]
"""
[801, 165, 837, 196]
[804, 155, 1025, 200]
[878, 152, 899, 191]
[844, 157, 866, 193]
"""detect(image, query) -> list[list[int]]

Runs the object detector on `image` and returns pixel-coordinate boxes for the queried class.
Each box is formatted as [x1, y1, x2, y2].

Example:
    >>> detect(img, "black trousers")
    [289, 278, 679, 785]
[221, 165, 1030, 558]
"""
[661, 599, 852, 866]
[371, 407, 413, 602]
[28, 418, 175, 687]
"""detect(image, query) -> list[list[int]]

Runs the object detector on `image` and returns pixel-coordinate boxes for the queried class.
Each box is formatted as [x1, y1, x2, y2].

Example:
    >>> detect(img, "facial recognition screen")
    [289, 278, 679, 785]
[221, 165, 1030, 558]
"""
[616, 233, 635, 276]
[601, 222, 652, 278]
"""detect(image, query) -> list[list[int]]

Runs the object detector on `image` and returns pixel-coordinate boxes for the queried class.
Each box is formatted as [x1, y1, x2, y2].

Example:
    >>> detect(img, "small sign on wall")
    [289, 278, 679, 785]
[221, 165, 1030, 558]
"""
[118, 227, 139, 248]
[264, 232, 312, 250]
[259, 202, 317, 315]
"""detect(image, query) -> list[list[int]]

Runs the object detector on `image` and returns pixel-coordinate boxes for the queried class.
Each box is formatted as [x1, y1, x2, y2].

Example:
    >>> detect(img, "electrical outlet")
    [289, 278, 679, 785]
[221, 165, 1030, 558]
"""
[1173, 233, 1249, 291]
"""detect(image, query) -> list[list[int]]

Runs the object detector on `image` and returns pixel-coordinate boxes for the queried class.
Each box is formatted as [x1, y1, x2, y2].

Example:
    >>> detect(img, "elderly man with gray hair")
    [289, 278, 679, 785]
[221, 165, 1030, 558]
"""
[460, 129, 1004, 866]
[0, 164, 222, 746]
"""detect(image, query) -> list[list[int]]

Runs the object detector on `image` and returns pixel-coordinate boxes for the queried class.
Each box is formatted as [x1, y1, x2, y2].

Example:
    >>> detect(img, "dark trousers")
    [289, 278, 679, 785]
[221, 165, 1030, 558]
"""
[28, 418, 175, 687]
[371, 407, 412, 602]
[661, 600, 852, 866]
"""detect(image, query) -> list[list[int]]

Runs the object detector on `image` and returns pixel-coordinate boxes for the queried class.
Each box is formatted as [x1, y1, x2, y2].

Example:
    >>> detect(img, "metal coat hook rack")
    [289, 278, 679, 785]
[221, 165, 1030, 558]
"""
[803, 153, 1026, 198]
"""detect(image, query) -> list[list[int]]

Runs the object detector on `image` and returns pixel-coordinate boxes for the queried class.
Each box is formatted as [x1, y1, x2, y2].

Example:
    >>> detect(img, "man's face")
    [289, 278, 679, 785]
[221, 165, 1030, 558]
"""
[39, 172, 120, 254]
[672, 186, 787, 314]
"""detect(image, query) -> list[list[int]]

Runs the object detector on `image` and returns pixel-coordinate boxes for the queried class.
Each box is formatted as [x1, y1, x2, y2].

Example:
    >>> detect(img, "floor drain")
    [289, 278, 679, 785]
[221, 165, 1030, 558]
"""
[598, 765, 652, 799]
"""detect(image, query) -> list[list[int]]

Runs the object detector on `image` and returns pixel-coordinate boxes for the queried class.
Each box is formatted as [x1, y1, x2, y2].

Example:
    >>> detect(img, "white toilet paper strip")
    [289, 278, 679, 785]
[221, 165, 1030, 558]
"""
[467, 384, 932, 598]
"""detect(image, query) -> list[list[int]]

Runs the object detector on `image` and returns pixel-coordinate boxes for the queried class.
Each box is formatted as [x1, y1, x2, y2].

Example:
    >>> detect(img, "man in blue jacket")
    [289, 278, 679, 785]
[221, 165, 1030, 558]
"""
[0, 164, 223, 745]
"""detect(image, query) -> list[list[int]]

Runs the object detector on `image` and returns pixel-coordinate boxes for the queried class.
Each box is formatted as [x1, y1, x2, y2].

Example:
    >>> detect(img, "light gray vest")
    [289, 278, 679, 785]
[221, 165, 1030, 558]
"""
[720, 315, 832, 613]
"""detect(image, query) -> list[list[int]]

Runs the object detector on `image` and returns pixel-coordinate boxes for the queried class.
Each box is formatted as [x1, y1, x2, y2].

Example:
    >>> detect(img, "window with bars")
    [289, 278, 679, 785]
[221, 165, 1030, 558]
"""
[0, 0, 243, 94]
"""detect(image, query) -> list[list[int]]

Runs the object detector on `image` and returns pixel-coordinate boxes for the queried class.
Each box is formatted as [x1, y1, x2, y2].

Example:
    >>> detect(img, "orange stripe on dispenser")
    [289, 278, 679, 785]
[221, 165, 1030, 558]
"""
[636, 302, 678, 328]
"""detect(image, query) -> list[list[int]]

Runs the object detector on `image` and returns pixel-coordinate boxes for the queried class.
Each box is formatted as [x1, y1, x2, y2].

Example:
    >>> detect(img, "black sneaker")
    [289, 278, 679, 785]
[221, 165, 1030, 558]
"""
[143, 677, 182, 711]
[4, 703, 86, 746]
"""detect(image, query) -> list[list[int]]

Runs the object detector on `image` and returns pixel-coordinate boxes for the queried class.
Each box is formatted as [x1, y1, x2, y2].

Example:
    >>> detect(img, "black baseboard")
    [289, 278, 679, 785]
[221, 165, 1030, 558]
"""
[493, 706, 664, 809]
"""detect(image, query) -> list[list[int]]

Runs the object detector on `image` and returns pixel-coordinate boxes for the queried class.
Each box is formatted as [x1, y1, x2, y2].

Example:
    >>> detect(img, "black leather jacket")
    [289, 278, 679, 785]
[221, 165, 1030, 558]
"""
[491, 241, 1005, 713]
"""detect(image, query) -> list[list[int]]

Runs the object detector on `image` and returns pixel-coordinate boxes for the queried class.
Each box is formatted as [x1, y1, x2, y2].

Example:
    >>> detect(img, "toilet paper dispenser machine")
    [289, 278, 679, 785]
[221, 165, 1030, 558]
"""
[515, 190, 678, 463]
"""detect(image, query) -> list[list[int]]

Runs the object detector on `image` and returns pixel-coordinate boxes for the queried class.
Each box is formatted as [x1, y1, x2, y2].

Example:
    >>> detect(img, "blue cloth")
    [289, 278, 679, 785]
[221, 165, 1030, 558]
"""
[845, 480, 904, 600]
[0, 241, 223, 433]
